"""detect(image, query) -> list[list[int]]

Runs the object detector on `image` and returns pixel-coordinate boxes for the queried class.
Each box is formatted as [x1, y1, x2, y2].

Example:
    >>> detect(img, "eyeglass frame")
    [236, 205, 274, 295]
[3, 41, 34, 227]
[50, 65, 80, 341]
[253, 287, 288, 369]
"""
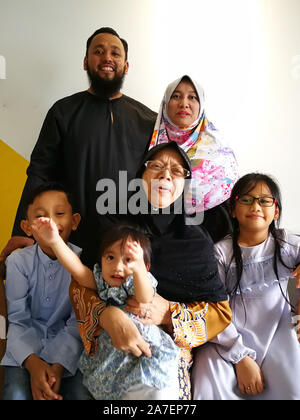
[144, 160, 191, 178]
[235, 194, 278, 207]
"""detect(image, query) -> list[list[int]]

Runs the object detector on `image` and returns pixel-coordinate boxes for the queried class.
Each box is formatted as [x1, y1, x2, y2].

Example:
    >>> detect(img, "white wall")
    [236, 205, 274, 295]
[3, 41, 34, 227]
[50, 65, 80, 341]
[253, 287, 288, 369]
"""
[1, 0, 300, 232]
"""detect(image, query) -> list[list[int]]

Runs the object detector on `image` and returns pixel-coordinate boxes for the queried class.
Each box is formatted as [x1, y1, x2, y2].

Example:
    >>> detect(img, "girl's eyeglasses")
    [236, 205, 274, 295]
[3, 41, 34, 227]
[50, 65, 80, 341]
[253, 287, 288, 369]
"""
[235, 194, 278, 207]
[144, 160, 190, 178]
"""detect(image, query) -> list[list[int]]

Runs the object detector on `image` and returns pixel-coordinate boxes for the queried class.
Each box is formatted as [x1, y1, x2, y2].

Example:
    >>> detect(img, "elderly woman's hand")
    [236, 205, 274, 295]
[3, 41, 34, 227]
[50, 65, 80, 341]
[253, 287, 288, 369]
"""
[99, 305, 152, 358]
[125, 294, 173, 330]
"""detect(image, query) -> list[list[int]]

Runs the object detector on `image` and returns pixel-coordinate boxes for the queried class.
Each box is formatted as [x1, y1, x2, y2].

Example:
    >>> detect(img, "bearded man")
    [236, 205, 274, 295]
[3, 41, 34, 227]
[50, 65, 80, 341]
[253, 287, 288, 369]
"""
[2, 27, 156, 268]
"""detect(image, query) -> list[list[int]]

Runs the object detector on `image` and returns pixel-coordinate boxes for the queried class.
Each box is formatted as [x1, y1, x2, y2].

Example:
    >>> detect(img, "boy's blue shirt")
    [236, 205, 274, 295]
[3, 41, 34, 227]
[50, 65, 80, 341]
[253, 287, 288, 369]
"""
[1, 242, 83, 376]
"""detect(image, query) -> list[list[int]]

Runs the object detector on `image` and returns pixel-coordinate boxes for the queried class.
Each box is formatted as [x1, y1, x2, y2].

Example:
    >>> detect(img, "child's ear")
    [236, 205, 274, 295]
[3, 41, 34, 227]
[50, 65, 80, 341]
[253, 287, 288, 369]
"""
[20, 220, 32, 237]
[72, 213, 81, 231]
[273, 206, 280, 221]
[146, 263, 151, 271]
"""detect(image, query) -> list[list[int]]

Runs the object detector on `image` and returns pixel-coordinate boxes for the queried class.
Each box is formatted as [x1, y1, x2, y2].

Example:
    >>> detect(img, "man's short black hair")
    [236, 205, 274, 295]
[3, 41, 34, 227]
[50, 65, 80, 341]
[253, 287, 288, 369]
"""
[86, 27, 128, 60]
[23, 182, 75, 218]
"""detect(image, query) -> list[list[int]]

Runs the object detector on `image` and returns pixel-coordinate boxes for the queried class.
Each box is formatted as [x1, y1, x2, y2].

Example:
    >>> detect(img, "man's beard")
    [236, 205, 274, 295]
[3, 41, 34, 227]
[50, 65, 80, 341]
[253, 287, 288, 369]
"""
[86, 65, 126, 99]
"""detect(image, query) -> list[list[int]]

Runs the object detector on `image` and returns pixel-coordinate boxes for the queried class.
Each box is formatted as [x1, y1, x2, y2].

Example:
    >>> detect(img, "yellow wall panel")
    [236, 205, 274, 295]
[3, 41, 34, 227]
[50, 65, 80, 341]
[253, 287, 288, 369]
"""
[0, 140, 28, 252]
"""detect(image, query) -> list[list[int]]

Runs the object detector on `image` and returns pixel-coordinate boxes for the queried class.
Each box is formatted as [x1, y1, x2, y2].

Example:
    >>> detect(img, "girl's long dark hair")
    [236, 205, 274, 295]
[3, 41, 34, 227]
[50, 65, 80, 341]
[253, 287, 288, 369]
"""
[228, 173, 295, 315]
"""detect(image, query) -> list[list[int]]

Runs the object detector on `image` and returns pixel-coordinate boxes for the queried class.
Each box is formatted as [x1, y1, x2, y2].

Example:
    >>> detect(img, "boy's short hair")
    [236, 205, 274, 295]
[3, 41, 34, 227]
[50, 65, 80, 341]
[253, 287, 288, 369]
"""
[99, 223, 151, 267]
[23, 182, 75, 217]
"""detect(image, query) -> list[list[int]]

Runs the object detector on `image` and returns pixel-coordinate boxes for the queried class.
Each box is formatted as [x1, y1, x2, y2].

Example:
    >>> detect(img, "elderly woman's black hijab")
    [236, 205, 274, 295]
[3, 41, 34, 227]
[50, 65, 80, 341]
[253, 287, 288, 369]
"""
[135, 141, 191, 235]
[118, 141, 227, 303]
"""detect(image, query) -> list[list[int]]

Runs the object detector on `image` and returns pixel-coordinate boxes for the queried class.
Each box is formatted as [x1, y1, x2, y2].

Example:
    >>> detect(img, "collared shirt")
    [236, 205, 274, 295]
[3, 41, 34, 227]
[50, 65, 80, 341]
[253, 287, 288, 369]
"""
[1, 243, 83, 375]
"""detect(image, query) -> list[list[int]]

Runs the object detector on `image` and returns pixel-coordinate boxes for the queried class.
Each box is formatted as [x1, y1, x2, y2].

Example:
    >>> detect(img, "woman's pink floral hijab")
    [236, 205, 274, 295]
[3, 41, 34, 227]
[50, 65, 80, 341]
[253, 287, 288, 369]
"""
[149, 75, 238, 213]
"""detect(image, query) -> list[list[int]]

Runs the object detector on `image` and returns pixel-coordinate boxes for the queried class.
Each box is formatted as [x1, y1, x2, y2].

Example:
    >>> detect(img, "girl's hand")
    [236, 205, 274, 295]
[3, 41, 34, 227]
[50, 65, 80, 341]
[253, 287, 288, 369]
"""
[99, 306, 152, 358]
[291, 265, 300, 288]
[123, 239, 153, 304]
[235, 355, 264, 395]
[31, 217, 59, 245]
[123, 240, 144, 274]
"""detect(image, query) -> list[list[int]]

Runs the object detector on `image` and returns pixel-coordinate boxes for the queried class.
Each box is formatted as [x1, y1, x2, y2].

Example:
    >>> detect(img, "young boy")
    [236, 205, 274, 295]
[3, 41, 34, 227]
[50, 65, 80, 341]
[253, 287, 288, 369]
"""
[1, 182, 92, 400]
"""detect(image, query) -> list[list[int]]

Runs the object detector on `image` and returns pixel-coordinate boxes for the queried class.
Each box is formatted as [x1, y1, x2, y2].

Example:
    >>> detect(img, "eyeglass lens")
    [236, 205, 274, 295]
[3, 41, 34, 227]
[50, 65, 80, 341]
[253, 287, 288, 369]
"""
[145, 161, 189, 177]
[237, 195, 275, 207]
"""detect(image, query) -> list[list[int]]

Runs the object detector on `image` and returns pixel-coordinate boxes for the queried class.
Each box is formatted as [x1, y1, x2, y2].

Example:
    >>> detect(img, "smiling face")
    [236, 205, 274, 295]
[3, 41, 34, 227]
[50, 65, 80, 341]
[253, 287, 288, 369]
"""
[232, 181, 279, 243]
[167, 79, 200, 128]
[101, 239, 132, 287]
[84, 32, 128, 87]
[142, 147, 186, 209]
[21, 190, 80, 257]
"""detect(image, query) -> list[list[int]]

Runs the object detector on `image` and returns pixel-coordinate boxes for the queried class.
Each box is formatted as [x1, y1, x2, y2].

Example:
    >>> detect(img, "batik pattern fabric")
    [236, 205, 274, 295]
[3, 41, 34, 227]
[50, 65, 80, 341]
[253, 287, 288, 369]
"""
[71, 282, 105, 357]
[170, 300, 231, 399]
[149, 75, 238, 213]
[77, 264, 180, 400]
[70, 279, 232, 400]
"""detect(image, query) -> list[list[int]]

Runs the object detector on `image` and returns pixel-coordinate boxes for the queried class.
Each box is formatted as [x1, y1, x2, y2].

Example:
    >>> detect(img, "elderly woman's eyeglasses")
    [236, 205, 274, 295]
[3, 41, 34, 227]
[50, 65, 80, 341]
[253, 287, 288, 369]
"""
[235, 194, 278, 207]
[144, 160, 190, 178]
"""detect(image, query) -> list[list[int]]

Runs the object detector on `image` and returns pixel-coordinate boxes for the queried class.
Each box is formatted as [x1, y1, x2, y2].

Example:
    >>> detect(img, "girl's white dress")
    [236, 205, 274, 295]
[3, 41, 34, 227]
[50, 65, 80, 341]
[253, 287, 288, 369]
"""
[78, 264, 180, 400]
[192, 229, 300, 400]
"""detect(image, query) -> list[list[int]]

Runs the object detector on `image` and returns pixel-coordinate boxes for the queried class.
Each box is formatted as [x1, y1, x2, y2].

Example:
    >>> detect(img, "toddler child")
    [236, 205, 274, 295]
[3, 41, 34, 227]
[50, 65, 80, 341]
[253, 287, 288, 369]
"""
[32, 220, 180, 400]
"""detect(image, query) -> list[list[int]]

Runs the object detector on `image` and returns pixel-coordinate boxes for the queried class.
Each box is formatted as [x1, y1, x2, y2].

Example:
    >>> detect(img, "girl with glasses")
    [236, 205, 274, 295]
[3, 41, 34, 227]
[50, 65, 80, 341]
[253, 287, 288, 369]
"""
[192, 172, 300, 400]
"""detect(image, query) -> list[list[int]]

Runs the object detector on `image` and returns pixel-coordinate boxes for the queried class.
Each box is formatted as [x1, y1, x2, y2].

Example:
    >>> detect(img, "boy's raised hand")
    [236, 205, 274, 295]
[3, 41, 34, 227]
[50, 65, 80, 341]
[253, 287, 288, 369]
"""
[31, 217, 60, 246]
